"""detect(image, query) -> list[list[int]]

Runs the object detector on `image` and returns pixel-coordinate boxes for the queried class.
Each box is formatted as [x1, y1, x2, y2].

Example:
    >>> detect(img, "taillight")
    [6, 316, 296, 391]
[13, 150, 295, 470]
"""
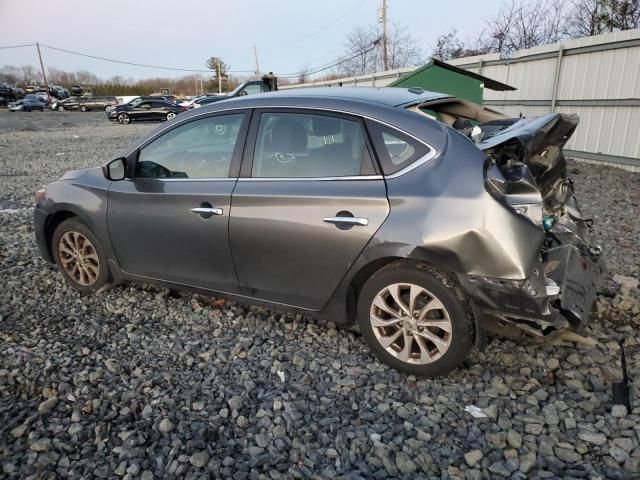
[180, 106, 188, 112]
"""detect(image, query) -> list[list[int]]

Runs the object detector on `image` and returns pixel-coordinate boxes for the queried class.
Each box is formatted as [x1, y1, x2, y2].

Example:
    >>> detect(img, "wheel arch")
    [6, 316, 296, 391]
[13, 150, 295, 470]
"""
[347, 256, 479, 346]
[44, 210, 78, 260]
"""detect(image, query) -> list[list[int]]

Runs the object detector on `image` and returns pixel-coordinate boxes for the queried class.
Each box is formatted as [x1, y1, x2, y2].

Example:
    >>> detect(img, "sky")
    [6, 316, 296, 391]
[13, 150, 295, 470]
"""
[0, 0, 505, 81]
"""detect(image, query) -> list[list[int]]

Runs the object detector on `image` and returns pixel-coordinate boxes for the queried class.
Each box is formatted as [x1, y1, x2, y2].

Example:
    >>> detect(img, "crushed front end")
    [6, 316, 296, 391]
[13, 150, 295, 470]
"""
[460, 112, 604, 336]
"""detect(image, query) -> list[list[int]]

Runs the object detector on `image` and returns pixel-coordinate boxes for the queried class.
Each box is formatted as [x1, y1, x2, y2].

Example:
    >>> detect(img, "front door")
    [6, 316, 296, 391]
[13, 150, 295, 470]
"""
[230, 109, 389, 310]
[107, 111, 249, 291]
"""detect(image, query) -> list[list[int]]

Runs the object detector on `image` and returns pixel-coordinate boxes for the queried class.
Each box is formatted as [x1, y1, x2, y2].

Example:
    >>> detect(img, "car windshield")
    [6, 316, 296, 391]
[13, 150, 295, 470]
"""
[227, 84, 246, 96]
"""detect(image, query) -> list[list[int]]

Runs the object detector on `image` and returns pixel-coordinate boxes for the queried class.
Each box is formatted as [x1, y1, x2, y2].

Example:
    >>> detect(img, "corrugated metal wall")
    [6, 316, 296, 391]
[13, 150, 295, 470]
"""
[283, 29, 640, 170]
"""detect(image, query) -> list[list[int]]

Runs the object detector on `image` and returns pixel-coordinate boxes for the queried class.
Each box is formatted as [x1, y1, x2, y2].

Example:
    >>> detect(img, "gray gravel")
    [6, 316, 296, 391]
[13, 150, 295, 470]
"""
[1, 110, 639, 479]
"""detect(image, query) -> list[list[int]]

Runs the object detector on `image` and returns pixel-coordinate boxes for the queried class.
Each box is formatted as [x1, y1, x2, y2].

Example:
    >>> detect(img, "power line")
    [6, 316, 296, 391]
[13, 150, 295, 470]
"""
[0, 43, 36, 49]
[276, 42, 379, 78]
[282, 0, 370, 46]
[39, 44, 255, 74]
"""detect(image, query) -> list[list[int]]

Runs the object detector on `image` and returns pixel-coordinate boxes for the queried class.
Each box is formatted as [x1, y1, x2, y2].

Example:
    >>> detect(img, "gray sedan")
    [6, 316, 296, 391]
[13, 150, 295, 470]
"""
[33, 87, 603, 376]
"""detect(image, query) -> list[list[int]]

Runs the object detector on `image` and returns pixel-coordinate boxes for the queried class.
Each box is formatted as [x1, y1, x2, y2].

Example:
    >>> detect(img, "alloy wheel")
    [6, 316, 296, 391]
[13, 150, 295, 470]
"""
[118, 113, 130, 124]
[57, 231, 100, 286]
[166, 112, 176, 120]
[369, 283, 452, 365]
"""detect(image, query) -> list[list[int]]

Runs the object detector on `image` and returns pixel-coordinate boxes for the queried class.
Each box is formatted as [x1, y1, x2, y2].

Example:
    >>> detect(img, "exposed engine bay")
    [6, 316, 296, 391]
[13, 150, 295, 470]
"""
[412, 98, 604, 337]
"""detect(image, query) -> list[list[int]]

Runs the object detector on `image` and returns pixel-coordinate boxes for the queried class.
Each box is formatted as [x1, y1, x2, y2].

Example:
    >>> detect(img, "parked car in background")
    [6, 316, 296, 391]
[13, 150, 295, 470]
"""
[107, 98, 186, 124]
[9, 98, 44, 112]
[53, 97, 84, 111]
[189, 95, 226, 109]
[78, 96, 118, 112]
[34, 87, 603, 376]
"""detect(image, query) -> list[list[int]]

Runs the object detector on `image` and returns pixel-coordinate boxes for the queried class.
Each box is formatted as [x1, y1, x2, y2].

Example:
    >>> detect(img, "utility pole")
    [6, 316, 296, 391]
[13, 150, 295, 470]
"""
[36, 42, 52, 103]
[217, 59, 222, 94]
[253, 45, 260, 78]
[378, 0, 389, 71]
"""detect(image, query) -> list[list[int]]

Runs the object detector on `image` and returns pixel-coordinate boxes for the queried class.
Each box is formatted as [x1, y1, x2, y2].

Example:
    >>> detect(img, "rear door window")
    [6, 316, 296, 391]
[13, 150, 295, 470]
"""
[251, 111, 375, 178]
[366, 120, 431, 175]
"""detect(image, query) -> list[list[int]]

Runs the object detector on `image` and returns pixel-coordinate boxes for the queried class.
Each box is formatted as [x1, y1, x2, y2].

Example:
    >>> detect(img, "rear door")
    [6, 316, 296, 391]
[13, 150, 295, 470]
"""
[150, 101, 169, 120]
[131, 101, 152, 120]
[229, 109, 389, 310]
[107, 111, 250, 291]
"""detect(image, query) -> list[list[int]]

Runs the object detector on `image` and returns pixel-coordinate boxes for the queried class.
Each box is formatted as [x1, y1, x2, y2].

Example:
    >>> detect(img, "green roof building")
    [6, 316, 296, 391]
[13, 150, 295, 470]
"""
[389, 58, 515, 104]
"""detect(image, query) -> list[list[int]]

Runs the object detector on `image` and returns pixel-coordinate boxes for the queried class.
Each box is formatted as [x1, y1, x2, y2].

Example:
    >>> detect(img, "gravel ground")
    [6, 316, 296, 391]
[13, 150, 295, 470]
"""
[1, 110, 639, 479]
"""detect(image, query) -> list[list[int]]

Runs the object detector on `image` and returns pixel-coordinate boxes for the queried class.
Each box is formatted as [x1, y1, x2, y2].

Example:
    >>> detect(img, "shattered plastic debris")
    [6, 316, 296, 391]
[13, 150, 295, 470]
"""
[464, 405, 488, 418]
[613, 274, 639, 290]
[72, 135, 79, 139]
[277, 371, 285, 383]
[55, 152, 65, 156]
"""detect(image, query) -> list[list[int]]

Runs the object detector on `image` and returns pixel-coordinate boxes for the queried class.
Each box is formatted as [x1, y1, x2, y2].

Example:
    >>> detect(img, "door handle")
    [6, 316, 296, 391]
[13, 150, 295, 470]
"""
[190, 207, 223, 215]
[323, 216, 369, 226]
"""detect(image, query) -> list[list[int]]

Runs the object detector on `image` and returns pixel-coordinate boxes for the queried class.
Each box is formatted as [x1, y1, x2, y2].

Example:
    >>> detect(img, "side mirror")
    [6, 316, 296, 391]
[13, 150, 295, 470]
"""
[103, 157, 127, 181]
[237, 90, 248, 97]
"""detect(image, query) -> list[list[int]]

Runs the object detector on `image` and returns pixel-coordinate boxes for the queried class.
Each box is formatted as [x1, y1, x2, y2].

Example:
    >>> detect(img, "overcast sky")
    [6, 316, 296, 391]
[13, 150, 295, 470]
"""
[1, 0, 504, 80]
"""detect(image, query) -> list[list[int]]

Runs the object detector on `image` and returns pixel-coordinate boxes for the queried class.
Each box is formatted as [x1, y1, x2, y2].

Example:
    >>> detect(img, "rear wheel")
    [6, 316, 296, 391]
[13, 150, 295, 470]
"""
[166, 112, 176, 121]
[117, 113, 130, 124]
[52, 218, 110, 293]
[357, 261, 473, 377]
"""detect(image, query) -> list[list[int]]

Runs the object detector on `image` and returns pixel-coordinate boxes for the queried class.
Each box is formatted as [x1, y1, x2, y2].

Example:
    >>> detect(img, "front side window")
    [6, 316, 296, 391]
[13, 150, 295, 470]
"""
[366, 120, 431, 175]
[252, 112, 372, 178]
[135, 114, 245, 179]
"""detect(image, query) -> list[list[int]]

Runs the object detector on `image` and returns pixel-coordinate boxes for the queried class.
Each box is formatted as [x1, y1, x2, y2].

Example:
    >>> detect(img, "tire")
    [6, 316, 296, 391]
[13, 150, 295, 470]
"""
[52, 218, 110, 293]
[80, 105, 88, 112]
[117, 113, 130, 124]
[58, 106, 64, 112]
[357, 261, 473, 377]
[166, 112, 176, 121]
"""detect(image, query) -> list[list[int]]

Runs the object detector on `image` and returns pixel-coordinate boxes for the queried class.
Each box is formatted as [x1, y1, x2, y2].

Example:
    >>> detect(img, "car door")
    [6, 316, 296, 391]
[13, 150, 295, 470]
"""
[107, 111, 250, 291]
[130, 101, 152, 120]
[229, 109, 390, 310]
[148, 101, 167, 120]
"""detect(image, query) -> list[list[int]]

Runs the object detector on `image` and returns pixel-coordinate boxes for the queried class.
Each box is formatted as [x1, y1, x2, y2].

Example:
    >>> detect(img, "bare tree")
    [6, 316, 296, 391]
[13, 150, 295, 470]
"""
[568, 0, 639, 36]
[340, 25, 380, 76]
[385, 22, 425, 69]
[339, 23, 423, 76]
[432, 29, 491, 60]
[19, 65, 38, 84]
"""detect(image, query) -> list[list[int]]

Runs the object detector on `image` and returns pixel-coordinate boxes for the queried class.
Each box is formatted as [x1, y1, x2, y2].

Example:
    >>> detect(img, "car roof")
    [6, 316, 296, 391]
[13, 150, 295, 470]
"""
[183, 87, 450, 122]
[257, 87, 448, 107]
[132, 87, 451, 156]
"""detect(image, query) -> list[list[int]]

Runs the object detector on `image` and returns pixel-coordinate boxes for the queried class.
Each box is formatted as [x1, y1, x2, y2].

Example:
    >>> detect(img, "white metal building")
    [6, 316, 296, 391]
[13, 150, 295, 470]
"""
[284, 29, 640, 171]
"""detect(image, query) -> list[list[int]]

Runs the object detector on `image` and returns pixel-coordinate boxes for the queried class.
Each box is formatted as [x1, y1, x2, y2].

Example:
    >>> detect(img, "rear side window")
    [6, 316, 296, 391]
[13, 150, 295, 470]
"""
[252, 112, 374, 178]
[366, 120, 431, 175]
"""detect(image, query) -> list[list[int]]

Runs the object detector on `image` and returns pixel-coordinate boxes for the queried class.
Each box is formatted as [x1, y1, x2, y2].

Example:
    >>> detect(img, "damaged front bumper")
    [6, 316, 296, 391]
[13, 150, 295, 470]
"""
[459, 211, 604, 336]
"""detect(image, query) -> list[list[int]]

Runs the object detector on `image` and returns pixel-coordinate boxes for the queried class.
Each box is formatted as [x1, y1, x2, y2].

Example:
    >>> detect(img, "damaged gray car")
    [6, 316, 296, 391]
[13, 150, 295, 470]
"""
[33, 87, 603, 376]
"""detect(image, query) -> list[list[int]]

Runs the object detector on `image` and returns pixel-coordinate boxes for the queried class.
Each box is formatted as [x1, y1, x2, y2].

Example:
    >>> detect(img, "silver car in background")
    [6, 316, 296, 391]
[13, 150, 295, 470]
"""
[34, 87, 603, 376]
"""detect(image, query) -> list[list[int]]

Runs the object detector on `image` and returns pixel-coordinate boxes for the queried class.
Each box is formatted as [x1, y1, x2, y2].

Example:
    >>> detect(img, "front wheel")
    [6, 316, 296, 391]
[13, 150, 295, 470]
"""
[117, 113, 130, 124]
[58, 105, 64, 112]
[357, 261, 473, 377]
[80, 105, 88, 112]
[52, 218, 110, 293]
[166, 112, 176, 121]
